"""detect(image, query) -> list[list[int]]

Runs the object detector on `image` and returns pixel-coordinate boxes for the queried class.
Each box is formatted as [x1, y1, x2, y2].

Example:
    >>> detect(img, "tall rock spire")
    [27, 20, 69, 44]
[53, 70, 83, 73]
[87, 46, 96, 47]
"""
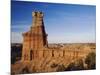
[22, 11, 48, 61]
[32, 11, 44, 27]
[31, 11, 46, 35]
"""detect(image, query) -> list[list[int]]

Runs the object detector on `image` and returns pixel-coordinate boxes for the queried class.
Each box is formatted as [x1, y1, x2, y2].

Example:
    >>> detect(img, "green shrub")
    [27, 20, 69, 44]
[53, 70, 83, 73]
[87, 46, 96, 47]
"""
[65, 59, 85, 71]
[56, 64, 66, 72]
[85, 52, 96, 69]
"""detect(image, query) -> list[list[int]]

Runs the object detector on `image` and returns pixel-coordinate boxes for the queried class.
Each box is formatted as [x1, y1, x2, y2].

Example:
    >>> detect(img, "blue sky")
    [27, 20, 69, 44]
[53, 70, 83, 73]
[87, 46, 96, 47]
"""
[11, 1, 96, 43]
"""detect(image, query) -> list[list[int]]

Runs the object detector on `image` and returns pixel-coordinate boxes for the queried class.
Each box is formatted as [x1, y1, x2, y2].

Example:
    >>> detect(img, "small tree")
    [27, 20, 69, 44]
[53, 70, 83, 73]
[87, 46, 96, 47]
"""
[85, 52, 96, 69]
[76, 59, 84, 70]
[65, 59, 85, 71]
[64, 62, 76, 71]
[56, 64, 66, 72]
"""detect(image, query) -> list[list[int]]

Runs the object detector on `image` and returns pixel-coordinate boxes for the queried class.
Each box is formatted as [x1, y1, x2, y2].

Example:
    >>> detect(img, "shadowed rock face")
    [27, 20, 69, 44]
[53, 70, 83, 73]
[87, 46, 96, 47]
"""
[11, 43, 22, 64]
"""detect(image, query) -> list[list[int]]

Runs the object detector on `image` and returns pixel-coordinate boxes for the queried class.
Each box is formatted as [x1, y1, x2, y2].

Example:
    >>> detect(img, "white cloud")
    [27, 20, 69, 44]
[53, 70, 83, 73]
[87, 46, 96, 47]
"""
[11, 32, 23, 43]
[11, 24, 30, 32]
[11, 24, 31, 43]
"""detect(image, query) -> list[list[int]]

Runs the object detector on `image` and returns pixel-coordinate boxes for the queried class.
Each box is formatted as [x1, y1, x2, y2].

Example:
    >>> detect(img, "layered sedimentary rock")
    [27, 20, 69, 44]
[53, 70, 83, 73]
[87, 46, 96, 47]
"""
[22, 11, 48, 61]
[18, 11, 95, 73]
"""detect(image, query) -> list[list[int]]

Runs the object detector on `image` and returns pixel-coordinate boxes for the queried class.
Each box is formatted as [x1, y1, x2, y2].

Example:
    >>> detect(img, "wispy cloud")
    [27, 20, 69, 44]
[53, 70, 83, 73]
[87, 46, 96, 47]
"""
[11, 24, 30, 32]
[11, 32, 23, 43]
[11, 24, 31, 43]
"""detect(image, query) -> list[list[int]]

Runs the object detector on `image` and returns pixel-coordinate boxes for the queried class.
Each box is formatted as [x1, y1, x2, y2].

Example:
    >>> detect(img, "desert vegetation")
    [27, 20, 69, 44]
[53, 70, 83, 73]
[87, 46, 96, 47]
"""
[11, 43, 96, 74]
[85, 52, 96, 69]
[64, 52, 96, 71]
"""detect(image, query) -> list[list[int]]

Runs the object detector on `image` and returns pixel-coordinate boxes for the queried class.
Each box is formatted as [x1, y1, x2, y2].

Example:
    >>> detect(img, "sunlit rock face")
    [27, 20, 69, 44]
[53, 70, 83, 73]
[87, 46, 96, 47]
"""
[22, 11, 48, 61]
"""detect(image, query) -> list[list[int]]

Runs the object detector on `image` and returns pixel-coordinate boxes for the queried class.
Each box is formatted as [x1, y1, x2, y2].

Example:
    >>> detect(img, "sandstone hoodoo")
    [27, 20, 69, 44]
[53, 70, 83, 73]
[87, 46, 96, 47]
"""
[22, 11, 48, 61]
[11, 11, 95, 74]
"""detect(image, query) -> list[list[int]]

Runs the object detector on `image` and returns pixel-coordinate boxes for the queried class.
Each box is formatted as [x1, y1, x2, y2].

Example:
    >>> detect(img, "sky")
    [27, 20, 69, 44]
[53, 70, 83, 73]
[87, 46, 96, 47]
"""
[11, 1, 96, 43]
